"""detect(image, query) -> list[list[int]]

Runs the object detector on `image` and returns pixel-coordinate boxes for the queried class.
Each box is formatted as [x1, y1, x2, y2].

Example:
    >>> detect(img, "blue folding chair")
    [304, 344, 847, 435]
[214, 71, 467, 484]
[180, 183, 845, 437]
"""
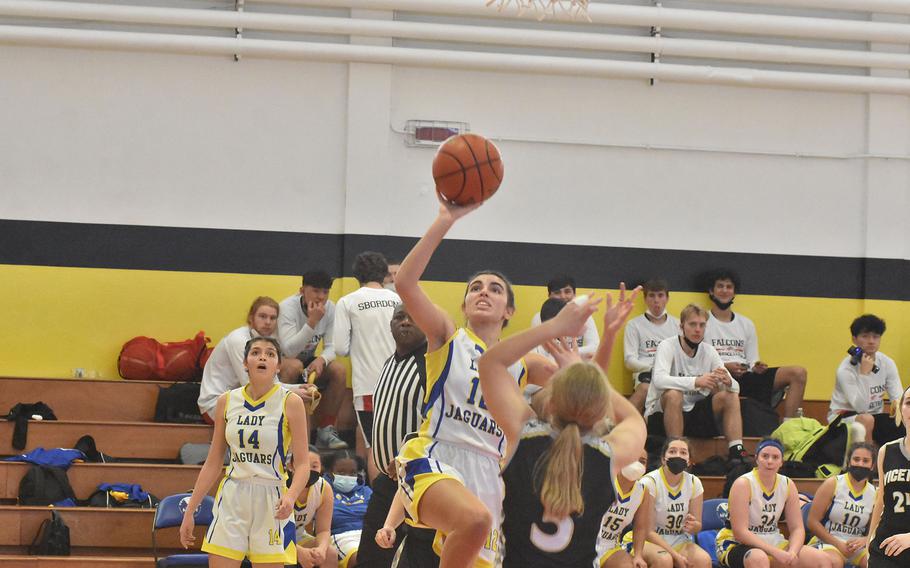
[152, 492, 215, 567]
[698, 498, 729, 568]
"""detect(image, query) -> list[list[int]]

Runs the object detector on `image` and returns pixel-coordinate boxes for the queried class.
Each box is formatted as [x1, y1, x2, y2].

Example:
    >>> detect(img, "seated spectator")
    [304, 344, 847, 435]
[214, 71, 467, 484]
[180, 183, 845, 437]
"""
[530, 297, 568, 360]
[806, 442, 877, 568]
[325, 450, 372, 568]
[197, 296, 280, 423]
[624, 278, 680, 414]
[829, 314, 905, 445]
[334, 251, 401, 482]
[383, 257, 401, 292]
[531, 274, 599, 358]
[703, 270, 807, 418]
[290, 446, 337, 568]
[646, 304, 748, 461]
[277, 270, 352, 451]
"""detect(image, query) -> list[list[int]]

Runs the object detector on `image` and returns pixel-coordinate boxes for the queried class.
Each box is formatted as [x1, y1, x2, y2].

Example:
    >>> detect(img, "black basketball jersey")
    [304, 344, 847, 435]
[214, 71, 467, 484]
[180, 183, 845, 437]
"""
[870, 438, 910, 563]
[501, 420, 615, 568]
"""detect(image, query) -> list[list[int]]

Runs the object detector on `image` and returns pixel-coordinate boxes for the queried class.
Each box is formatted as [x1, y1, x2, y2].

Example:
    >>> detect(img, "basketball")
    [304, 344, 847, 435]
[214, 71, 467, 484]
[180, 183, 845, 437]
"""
[432, 133, 504, 205]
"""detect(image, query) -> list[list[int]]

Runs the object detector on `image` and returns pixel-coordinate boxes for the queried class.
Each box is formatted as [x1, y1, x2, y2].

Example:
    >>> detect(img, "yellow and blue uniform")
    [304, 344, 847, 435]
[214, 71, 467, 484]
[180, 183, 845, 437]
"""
[294, 476, 329, 544]
[597, 476, 646, 565]
[716, 469, 789, 567]
[396, 328, 526, 568]
[623, 468, 704, 551]
[202, 384, 296, 565]
[809, 473, 875, 564]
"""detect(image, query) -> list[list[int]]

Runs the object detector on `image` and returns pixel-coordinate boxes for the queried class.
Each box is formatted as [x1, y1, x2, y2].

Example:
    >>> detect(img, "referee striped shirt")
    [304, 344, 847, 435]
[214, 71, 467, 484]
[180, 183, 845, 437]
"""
[371, 343, 427, 477]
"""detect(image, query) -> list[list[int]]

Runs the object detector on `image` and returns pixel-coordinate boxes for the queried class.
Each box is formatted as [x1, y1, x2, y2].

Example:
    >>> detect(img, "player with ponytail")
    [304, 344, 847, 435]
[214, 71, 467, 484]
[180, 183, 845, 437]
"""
[478, 286, 647, 567]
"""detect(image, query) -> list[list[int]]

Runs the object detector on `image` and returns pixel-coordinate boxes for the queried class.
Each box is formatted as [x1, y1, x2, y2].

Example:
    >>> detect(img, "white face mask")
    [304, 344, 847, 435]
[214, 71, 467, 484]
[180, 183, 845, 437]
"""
[621, 461, 646, 481]
[384, 283, 397, 292]
[332, 474, 358, 494]
[646, 309, 667, 320]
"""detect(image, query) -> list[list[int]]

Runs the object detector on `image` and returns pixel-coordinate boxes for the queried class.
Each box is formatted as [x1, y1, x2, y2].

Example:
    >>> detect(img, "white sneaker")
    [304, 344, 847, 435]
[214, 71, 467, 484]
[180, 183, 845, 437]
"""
[316, 426, 348, 450]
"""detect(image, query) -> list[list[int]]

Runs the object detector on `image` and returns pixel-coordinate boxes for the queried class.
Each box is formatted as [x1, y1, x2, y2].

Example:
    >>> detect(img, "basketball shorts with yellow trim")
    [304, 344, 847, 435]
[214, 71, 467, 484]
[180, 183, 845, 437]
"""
[715, 528, 787, 567]
[599, 542, 633, 566]
[395, 437, 503, 568]
[332, 529, 361, 568]
[809, 536, 868, 564]
[202, 477, 296, 565]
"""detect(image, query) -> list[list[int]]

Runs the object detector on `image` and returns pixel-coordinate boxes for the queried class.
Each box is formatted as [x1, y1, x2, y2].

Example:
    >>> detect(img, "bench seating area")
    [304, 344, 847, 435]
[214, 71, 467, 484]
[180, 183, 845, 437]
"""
[0, 376, 833, 567]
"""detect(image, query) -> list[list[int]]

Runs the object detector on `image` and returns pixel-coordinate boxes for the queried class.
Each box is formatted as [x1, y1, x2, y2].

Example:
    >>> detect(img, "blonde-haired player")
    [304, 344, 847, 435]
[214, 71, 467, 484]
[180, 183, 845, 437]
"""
[394, 193, 552, 567]
[180, 337, 310, 568]
[716, 438, 832, 568]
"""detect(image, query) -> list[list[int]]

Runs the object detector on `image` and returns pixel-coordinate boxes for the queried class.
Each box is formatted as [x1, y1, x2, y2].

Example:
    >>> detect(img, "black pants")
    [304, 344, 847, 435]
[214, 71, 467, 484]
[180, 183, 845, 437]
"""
[356, 474, 403, 568]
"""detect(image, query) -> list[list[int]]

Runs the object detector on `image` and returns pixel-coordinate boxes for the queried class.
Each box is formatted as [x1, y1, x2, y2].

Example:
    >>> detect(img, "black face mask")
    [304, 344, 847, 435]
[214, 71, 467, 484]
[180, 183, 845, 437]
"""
[709, 294, 734, 311]
[666, 457, 688, 475]
[683, 336, 701, 352]
[306, 469, 321, 487]
[848, 465, 873, 482]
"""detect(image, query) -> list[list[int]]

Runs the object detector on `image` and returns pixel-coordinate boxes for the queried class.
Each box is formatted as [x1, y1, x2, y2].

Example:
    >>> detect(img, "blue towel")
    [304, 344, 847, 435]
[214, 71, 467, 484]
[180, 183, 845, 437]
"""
[98, 483, 150, 503]
[3, 448, 85, 469]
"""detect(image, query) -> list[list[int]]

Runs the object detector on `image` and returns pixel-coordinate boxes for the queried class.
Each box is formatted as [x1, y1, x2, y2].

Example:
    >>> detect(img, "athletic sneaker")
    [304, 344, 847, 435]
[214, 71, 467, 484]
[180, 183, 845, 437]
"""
[316, 426, 348, 450]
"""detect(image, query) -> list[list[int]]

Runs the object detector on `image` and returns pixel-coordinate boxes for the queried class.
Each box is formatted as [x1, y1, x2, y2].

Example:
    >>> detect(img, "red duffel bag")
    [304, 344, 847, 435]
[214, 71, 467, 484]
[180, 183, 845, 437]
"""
[118, 331, 210, 381]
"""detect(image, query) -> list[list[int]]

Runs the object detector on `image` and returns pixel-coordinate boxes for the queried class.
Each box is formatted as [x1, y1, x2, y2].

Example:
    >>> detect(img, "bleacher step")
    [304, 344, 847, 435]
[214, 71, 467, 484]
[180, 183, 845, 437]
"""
[0, 555, 153, 568]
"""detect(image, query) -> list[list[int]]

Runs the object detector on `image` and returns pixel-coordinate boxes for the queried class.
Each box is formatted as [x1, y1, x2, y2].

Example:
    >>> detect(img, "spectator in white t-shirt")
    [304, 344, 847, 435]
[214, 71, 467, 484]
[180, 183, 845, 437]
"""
[646, 304, 748, 462]
[530, 274, 599, 358]
[829, 314, 905, 445]
[383, 258, 401, 293]
[278, 270, 353, 451]
[334, 251, 401, 482]
[624, 279, 680, 414]
[198, 296, 280, 423]
[702, 270, 807, 418]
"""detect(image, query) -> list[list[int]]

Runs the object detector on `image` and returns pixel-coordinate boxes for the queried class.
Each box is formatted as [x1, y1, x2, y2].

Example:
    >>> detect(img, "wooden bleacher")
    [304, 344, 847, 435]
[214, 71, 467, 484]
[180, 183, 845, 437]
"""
[0, 420, 211, 461]
[0, 462, 209, 504]
[0, 378, 166, 423]
[0, 376, 836, 567]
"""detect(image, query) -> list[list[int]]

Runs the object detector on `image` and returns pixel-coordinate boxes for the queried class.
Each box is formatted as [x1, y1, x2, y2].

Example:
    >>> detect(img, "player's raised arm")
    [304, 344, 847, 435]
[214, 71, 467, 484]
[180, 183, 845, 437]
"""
[396, 192, 481, 350]
[478, 296, 601, 456]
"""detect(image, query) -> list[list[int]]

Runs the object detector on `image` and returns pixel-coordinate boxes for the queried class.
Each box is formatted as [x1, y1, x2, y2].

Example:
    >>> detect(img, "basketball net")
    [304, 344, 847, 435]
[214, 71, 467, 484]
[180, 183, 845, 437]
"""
[486, 0, 591, 21]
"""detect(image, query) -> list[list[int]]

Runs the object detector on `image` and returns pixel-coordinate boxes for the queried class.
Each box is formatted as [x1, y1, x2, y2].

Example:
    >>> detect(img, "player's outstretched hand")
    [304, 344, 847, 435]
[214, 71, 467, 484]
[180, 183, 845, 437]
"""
[275, 493, 294, 519]
[376, 526, 397, 549]
[632, 556, 647, 568]
[179, 513, 196, 549]
[436, 190, 483, 221]
[603, 282, 641, 337]
[543, 337, 582, 369]
[549, 294, 602, 339]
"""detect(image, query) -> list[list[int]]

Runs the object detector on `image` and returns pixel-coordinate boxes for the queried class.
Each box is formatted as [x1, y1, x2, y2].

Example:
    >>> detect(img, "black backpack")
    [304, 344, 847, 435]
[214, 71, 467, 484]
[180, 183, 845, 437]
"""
[87, 486, 160, 509]
[740, 398, 781, 438]
[18, 465, 76, 506]
[74, 435, 115, 463]
[154, 382, 204, 424]
[28, 511, 70, 556]
[722, 461, 755, 498]
[5, 402, 57, 450]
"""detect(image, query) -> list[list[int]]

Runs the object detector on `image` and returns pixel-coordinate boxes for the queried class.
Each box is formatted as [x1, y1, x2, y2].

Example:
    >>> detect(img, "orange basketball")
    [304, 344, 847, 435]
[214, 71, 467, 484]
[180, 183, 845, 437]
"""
[432, 133, 504, 205]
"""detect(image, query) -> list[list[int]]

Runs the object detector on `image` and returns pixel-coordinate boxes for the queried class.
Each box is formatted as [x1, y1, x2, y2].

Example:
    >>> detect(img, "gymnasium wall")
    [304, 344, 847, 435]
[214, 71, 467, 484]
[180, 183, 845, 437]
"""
[1, 12, 908, 401]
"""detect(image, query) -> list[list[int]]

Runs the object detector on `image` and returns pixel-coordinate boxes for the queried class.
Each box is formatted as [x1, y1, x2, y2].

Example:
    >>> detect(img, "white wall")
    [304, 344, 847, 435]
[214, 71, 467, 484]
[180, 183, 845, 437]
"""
[1, 5, 908, 263]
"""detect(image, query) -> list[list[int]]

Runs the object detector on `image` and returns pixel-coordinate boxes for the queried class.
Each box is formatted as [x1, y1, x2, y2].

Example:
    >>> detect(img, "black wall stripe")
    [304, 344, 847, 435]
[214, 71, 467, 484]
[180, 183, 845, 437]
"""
[2, 219, 908, 301]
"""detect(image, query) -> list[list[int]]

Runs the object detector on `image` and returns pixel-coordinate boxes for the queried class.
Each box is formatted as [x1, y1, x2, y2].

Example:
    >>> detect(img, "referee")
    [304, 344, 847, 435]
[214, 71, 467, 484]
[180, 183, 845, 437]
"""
[356, 303, 438, 568]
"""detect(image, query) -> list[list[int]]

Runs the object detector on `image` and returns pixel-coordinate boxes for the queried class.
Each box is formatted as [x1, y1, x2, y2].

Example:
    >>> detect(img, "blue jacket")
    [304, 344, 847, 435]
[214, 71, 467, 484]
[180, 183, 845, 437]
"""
[329, 479, 372, 534]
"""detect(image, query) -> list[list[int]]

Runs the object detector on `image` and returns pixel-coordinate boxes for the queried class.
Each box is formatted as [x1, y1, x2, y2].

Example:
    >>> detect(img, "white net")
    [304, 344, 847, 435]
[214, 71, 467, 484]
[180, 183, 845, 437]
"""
[486, 0, 591, 21]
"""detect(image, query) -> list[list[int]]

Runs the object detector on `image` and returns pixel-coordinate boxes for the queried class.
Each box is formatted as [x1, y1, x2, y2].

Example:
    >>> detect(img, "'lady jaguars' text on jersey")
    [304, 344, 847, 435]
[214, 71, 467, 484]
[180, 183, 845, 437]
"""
[294, 477, 329, 542]
[824, 473, 875, 540]
[224, 384, 292, 481]
[420, 328, 526, 459]
[641, 468, 704, 548]
[596, 476, 646, 554]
